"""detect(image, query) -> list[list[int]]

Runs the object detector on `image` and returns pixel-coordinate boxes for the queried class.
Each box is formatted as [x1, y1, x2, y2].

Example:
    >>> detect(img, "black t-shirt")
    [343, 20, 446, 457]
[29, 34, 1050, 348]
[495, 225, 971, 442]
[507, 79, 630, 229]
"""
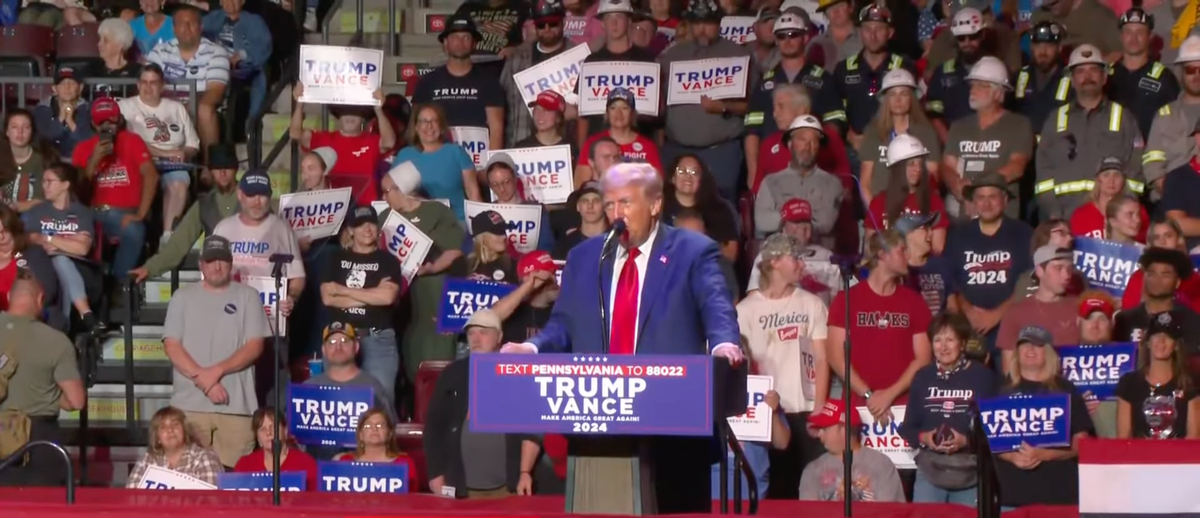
[454, 1, 528, 55]
[993, 377, 1094, 507]
[1113, 304, 1200, 355]
[321, 248, 403, 330]
[94, 61, 143, 98]
[412, 65, 504, 128]
[660, 197, 739, 245]
[552, 228, 589, 260]
[1160, 163, 1200, 250]
[944, 218, 1033, 309]
[503, 303, 552, 343]
[472, 257, 518, 284]
[1115, 372, 1198, 439]
[532, 44, 567, 65]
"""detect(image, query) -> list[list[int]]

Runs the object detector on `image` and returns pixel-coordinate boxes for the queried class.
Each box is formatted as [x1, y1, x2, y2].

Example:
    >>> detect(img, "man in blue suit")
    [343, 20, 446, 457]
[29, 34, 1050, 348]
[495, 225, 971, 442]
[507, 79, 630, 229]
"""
[501, 162, 745, 360]
[502, 162, 745, 513]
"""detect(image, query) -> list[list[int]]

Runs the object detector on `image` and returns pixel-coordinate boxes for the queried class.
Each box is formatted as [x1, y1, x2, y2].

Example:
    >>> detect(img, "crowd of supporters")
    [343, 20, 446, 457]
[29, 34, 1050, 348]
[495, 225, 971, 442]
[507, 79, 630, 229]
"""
[1, 0, 1200, 510]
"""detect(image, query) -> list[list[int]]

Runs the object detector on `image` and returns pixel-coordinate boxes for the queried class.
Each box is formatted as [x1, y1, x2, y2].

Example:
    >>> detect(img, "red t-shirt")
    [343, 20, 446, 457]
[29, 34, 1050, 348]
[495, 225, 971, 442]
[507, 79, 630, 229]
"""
[71, 132, 150, 209]
[753, 128, 852, 194]
[1121, 269, 1200, 313]
[309, 131, 382, 205]
[579, 130, 662, 173]
[866, 193, 951, 232]
[1068, 201, 1149, 242]
[828, 281, 933, 407]
[0, 259, 18, 311]
[233, 448, 320, 492]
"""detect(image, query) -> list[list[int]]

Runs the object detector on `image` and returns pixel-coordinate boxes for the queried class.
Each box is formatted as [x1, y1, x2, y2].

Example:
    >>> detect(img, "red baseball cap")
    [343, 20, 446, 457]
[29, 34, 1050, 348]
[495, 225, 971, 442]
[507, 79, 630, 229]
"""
[1079, 295, 1115, 320]
[808, 399, 863, 429]
[528, 90, 566, 113]
[91, 97, 121, 125]
[518, 250, 558, 279]
[780, 198, 812, 223]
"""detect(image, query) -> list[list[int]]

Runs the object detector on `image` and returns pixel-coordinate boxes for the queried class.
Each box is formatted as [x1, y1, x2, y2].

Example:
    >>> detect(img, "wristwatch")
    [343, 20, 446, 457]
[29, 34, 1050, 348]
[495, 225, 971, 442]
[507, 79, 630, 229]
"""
[863, 390, 874, 400]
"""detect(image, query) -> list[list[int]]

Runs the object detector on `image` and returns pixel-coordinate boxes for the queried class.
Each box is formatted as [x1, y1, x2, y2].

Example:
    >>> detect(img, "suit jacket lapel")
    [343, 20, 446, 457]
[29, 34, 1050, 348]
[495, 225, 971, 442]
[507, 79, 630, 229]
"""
[601, 251, 615, 336]
[637, 227, 670, 343]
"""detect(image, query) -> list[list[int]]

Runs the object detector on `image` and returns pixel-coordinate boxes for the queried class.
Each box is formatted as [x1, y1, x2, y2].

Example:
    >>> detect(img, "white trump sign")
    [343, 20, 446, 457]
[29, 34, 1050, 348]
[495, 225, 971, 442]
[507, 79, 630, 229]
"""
[577, 61, 661, 117]
[278, 187, 353, 241]
[244, 276, 290, 338]
[451, 126, 490, 169]
[380, 212, 434, 283]
[667, 56, 751, 105]
[486, 145, 574, 204]
[465, 200, 543, 254]
[856, 406, 917, 469]
[513, 44, 590, 114]
[720, 16, 757, 44]
[298, 45, 384, 106]
[139, 465, 217, 490]
[727, 375, 773, 443]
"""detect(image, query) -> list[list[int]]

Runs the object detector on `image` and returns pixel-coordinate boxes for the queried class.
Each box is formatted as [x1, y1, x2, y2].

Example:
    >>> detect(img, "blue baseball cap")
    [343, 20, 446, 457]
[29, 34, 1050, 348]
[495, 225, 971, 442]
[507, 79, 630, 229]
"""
[239, 169, 273, 198]
[607, 87, 637, 111]
[1016, 326, 1053, 347]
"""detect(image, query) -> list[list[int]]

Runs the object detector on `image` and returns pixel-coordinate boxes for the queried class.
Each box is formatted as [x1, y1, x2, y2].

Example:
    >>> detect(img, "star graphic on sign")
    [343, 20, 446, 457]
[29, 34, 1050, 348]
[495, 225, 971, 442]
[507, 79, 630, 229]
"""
[573, 356, 579, 361]
[602, 356, 609, 362]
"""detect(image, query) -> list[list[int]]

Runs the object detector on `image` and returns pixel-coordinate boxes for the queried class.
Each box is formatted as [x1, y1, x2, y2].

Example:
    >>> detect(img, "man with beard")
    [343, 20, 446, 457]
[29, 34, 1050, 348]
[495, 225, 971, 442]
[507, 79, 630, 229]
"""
[162, 235, 270, 468]
[926, 7, 987, 140]
[755, 115, 843, 250]
[750, 7, 780, 72]
[833, 4, 915, 152]
[501, 0, 580, 146]
[657, 0, 753, 202]
[1032, 0, 1122, 61]
[941, 57, 1033, 219]
[1142, 35, 1200, 200]
[489, 250, 561, 343]
[1107, 7, 1179, 140]
[413, 15, 505, 150]
[453, 0, 528, 57]
[131, 143, 240, 282]
[1035, 44, 1145, 220]
[924, 0, 1021, 81]
[1014, 21, 1072, 133]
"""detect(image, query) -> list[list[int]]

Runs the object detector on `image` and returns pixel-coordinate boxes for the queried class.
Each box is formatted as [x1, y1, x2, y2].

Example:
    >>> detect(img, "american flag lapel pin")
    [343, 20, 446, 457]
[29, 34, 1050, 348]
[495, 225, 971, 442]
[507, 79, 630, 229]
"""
[659, 255, 667, 264]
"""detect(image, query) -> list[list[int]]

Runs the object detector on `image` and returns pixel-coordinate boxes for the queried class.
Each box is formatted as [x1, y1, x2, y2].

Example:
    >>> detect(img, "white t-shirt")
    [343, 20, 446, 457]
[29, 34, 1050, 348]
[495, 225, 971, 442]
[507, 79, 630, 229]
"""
[747, 244, 842, 306]
[213, 213, 305, 280]
[146, 38, 230, 93]
[736, 288, 829, 414]
[119, 96, 199, 153]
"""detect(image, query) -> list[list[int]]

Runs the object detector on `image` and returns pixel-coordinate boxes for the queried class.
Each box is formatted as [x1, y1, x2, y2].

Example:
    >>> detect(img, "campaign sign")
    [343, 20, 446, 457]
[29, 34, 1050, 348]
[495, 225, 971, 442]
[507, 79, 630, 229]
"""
[1073, 237, 1142, 298]
[278, 187, 353, 241]
[577, 61, 661, 117]
[1058, 343, 1137, 401]
[657, 26, 676, 42]
[485, 145, 574, 204]
[667, 57, 752, 106]
[719, 16, 757, 44]
[380, 212, 433, 284]
[317, 461, 409, 494]
[857, 406, 916, 469]
[218, 471, 306, 492]
[437, 278, 519, 333]
[727, 375, 772, 442]
[553, 259, 565, 286]
[451, 126, 489, 169]
[288, 383, 374, 447]
[464, 200, 544, 254]
[514, 45, 591, 114]
[298, 45, 384, 106]
[978, 393, 1071, 452]
[244, 276, 290, 338]
[139, 465, 217, 490]
[469, 353, 714, 436]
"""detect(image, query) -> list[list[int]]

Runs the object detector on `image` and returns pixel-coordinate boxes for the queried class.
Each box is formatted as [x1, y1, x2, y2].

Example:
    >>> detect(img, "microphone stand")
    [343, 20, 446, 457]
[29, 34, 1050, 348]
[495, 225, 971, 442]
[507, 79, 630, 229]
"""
[836, 258, 855, 518]
[598, 221, 624, 355]
[270, 259, 286, 505]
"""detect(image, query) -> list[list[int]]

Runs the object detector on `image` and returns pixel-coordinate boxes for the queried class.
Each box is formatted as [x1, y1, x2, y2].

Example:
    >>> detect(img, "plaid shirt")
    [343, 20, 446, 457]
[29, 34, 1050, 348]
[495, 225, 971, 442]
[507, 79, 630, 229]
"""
[126, 443, 224, 489]
[500, 40, 581, 147]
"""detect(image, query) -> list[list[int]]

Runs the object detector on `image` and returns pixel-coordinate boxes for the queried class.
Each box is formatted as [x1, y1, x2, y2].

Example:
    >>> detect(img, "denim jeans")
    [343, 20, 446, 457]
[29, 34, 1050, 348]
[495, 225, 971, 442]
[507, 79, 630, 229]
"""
[50, 255, 87, 318]
[912, 470, 977, 506]
[234, 66, 268, 125]
[358, 328, 398, 402]
[93, 208, 144, 281]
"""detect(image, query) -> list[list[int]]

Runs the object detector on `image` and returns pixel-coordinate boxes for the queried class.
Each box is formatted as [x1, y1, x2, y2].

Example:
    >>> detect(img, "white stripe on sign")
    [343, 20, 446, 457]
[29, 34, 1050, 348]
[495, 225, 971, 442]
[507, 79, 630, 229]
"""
[1079, 463, 1200, 514]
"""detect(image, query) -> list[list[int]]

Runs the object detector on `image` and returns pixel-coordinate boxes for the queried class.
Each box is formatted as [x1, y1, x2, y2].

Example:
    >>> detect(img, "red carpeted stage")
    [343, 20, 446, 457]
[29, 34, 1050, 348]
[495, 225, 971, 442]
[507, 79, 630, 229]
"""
[0, 488, 1077, 518]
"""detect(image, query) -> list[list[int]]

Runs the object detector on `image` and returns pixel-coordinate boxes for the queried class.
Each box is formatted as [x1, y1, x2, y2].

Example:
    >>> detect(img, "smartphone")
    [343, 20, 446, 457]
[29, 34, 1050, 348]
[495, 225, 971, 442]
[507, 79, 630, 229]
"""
[99, 127, 115, 144]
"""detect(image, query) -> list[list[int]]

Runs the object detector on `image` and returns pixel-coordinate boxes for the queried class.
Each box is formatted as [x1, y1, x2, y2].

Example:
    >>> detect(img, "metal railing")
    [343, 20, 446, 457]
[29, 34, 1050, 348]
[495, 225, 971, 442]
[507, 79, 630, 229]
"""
[0, 77, 199, 120]
[0, 440, 75, 503]
[716, 419, 759, 515]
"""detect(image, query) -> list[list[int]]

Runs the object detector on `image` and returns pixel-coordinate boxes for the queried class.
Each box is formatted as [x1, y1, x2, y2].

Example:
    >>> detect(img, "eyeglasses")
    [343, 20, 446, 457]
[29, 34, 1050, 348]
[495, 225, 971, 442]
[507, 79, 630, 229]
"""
[674, 167, 699, 176]
[362, 422, 388, 430]
[490, 178, 514, 188]
[325, 337, 354, 346]
[956, 33, 981, 42]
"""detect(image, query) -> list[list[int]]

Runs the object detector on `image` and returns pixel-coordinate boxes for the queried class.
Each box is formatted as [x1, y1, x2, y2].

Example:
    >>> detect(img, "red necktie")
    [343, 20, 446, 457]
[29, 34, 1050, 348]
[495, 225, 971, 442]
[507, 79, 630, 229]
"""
[610, 248, 641, 355]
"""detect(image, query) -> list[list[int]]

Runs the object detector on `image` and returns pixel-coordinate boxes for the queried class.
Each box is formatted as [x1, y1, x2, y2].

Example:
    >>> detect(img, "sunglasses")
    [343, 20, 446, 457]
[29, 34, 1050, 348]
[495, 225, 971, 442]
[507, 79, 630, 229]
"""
[956, 33, 981, 42]
[775, 31, 805, 40]
[1186, 66, 1200, 76]
[535, 20, 561, 29]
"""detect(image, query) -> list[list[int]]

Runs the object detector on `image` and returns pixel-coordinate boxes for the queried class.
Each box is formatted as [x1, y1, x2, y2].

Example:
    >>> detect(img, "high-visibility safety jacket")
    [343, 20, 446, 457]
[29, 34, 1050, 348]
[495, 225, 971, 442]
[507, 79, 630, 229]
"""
[1013, 65, 1072, 134]
[1142, 100, 1200, 198]
[1108, 60, 1180, 139]
[1034, 98, 1146, 219]
[833, 52, 914, 134]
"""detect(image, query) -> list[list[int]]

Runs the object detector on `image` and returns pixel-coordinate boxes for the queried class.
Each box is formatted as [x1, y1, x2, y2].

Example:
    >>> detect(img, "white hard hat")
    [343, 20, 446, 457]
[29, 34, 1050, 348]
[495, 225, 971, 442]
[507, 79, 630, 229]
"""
[880, 68, 917, 93]
[885, 134, 929, 166]
[965, 56, 1011, 89]
[1068, 44, 1106, 68]
[1177, 35, 1200, 64]
[595, 0, 634, 18]
[950, 7, 983, 36]
[784, 114, 824, 138]
[773, 12, 808, 33]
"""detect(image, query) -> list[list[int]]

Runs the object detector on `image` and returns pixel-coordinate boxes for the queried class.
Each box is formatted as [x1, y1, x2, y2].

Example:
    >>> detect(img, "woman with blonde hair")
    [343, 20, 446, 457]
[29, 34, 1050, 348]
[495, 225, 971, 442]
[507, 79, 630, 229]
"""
[1069, 157, 1147, 241]
[1115, 313, 1200, 439]
[1103, 194, 1145, 246]
[391, 103, 480, 221]
[336, 408, 415, 481]
[466, 210, 517, 283]
[858, 68, 941, 205]
[993, 326, 1095, 509]
[126, 407, 223, 488]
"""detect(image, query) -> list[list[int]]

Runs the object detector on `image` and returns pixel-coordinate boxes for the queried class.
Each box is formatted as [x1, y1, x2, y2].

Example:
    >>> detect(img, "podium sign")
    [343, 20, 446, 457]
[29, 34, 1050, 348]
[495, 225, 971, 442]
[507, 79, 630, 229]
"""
[468, 353, 714, 436]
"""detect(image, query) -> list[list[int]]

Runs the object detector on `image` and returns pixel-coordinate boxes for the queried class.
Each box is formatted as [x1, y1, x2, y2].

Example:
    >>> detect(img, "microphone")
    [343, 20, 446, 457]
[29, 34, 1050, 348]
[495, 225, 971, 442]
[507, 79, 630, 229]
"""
[600, 219, 627, 261]
[269, 253, 294, 280]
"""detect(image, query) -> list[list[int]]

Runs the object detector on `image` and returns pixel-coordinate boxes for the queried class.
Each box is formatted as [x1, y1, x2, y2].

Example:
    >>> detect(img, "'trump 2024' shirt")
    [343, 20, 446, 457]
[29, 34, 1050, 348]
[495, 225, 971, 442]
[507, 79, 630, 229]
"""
[944, 218, 1033, 310]
[213, 213, 305, 280]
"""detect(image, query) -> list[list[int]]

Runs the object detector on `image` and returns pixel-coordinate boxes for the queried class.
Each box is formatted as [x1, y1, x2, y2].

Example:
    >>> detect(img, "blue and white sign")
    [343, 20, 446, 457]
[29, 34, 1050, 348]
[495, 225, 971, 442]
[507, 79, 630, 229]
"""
[317, 461, 409, 494]
[719, 16, 757, 44]
[139, 465, 216, 490]
[288, 384, 374, 447]
[218, 471, 307, 492]
[726, 375, 772, 442]
[451, 126, 489, 169]
[979, 393, 1072, 452]
[380, 209, 433, 284]
[513, 44, 590, 114]
[1058, 343, 1137, 400]
[485, 145, 574, 204]
[577, 61, 661, 117]
[437, 278, 518, 333]
[667, 57, 752, 106]
[278, 187, 353, 240]
[1073, 237, 1142, 297]
[298, 45, 384, 106]
[857, 405, 917, 469]
[464, 200, 544, 254]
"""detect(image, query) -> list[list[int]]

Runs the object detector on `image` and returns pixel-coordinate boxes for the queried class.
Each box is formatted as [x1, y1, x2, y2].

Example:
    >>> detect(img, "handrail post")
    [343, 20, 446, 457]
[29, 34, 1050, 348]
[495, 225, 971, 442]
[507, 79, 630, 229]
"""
[0, 441, 75, 503]
[124, 278, 136, 435]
